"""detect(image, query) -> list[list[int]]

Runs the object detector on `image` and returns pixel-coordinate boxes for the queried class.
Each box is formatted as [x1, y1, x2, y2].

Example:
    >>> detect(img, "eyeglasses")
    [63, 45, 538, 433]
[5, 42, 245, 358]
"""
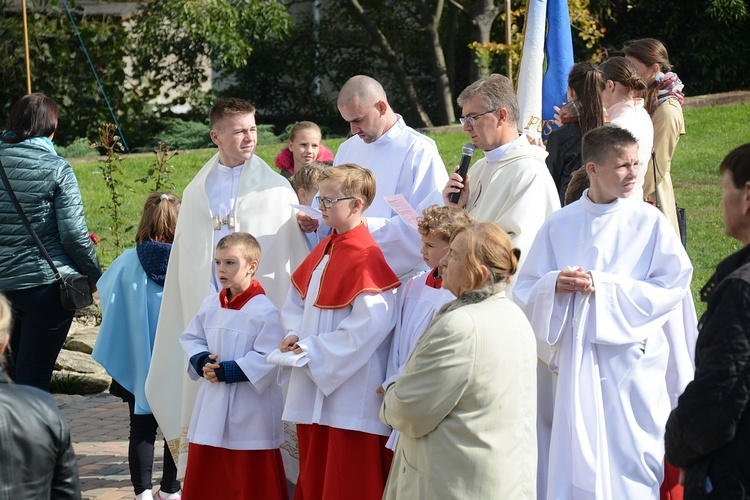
[316, 196, 356, 209]
[459, 109, 497, 127]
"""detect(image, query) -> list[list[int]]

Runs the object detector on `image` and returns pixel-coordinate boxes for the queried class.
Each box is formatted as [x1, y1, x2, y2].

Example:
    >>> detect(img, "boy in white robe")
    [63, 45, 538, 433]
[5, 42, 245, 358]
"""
[179, 233, 288, 499]
[280, 164, 401, 500]
[513, 125, 693, 500]
[378, 205, 474, 450]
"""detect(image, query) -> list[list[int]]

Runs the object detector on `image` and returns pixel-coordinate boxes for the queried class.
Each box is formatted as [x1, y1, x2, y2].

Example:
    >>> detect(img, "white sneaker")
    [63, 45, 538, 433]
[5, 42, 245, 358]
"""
[135, 490, 154, 500]
[155, 490, 182, 500]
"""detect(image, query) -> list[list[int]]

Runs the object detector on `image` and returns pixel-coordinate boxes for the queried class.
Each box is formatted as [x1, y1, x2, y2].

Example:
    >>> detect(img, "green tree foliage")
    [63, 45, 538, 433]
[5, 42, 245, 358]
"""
[223, 11, 365, 133]
[707, 0, 748, 20]
[601, 0, 750, 95]
[128, 0, 293, 107]
[228, 0, 609, 130]
[226, 0, 473, 132]
[0, 5, 137, 146]
[152, 118, 213, 151]
[568, 0, 607, 61]
[1, 1, 293, 150]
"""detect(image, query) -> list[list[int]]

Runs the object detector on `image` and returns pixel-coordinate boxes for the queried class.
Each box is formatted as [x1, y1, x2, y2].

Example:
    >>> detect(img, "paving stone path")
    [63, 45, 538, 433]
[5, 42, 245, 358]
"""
[56, 393, 169, 500]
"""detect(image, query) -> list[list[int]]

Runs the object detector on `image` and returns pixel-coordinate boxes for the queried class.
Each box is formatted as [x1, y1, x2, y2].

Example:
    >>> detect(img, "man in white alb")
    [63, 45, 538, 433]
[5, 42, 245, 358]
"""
[513, 125, 694, 499]
[442, 73, 560, 279]
[297, 75, 448, 278]
[145, 98, 308, 477]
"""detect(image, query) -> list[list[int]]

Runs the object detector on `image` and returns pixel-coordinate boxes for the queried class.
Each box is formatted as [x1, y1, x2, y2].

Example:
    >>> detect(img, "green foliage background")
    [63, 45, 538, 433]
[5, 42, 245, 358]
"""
[1, 0, 748, 151]
[0, 7, 137, 146]
[601, 0, 750, 96]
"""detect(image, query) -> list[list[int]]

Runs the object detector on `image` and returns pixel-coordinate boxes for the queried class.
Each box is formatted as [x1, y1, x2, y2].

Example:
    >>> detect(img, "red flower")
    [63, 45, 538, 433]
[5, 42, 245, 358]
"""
[89, 232, 99, 245]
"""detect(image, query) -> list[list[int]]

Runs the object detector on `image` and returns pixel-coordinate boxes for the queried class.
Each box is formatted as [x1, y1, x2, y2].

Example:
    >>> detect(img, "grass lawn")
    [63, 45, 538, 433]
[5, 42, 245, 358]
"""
[71, 103, 749, 314]
[671, 103, 750, 312]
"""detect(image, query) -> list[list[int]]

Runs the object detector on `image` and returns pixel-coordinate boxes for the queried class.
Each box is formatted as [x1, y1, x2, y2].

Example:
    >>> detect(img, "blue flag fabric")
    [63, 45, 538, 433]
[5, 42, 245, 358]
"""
[517, 0, 574, 140]
[541, 0, 574, 138]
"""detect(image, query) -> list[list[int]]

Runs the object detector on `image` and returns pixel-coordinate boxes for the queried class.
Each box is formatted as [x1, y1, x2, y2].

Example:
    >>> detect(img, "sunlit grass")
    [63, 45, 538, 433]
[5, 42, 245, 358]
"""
[672, 103, 749, 313]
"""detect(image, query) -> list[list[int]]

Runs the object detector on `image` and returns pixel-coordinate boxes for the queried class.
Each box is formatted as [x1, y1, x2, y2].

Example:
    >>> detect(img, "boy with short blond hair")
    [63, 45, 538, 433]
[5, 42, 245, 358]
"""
[180, 232, 289, 499]
[379, 205, 474, 450]
[280, 163, 401, 500]
[290, 162, 326, 206]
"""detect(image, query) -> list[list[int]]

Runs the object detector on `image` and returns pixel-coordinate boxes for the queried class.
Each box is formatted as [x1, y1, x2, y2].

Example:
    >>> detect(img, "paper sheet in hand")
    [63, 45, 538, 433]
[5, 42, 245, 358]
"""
[266, 348, 310, 367]
[291, 204, 322, 219]
[384, 194, 420, 230]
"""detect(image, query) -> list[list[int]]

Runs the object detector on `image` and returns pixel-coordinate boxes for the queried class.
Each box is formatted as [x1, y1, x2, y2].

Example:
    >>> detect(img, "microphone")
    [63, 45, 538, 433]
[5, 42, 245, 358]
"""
[449, 143, 476, 204]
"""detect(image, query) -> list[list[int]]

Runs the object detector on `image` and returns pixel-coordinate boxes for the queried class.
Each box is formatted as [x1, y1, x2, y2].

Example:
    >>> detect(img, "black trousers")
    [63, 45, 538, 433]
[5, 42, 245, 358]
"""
[5, 283, 74, 391]
[125, 393, 181, 495]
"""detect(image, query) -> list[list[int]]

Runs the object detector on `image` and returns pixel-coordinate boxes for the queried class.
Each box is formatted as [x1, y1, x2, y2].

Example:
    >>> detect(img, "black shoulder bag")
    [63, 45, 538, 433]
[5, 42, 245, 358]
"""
[0, 158, 93, 310]
[651, 151, 687, 248]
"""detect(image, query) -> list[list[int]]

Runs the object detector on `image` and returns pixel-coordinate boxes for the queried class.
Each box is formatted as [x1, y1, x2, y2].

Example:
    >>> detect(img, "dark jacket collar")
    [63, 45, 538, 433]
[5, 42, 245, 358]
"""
[700, 244, 750, 303]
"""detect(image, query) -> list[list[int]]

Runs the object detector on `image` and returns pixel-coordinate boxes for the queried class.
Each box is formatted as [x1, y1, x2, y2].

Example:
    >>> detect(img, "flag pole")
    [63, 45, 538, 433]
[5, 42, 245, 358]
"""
[22, 0, 32, 93]
[505, 0, 512, 79]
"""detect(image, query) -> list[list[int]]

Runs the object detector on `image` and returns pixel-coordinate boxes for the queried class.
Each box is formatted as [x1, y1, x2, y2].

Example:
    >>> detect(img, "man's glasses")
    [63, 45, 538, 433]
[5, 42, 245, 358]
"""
[316, 196, 356, 209]
[459, 109, 497, 127]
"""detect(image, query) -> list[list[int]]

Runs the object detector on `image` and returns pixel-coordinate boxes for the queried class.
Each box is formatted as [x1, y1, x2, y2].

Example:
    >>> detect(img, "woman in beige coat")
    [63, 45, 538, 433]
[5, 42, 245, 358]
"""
[624, 38, 685, 238]
[380, 222, 537, 499]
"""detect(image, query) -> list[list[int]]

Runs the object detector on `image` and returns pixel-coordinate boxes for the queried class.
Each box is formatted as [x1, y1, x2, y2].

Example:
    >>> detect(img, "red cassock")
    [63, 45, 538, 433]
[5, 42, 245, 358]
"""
[294, 424, 392, 500]
[289, 224, 400, 499]
[183, 443, 289, 499]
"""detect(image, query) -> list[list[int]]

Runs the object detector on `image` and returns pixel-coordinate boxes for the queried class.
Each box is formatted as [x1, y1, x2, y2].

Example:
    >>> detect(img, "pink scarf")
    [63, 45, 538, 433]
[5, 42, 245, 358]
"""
[654, 72, 685, 108]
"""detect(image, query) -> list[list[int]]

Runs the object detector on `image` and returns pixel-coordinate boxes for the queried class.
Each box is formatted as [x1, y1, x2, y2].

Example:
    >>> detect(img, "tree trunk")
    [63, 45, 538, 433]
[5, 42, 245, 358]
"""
[445, 5, 458, 97]
[463, 0, 502, 82]
[418, 0, 456, 125]
[343, 0, 434, 127]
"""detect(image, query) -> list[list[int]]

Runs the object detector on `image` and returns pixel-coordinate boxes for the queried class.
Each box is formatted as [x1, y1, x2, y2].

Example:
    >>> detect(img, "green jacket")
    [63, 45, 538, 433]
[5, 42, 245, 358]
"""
[0, 141, 101, 291]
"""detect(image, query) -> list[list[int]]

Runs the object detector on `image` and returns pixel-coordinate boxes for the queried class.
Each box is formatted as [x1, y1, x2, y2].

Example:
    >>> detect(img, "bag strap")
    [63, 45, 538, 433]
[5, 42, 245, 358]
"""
[651, 150, 661, 209]
[0, 157, 64, 283]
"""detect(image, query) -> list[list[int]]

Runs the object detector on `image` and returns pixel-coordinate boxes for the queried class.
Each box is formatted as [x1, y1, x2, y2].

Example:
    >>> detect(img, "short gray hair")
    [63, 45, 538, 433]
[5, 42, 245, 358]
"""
[457, 74, 519, 125]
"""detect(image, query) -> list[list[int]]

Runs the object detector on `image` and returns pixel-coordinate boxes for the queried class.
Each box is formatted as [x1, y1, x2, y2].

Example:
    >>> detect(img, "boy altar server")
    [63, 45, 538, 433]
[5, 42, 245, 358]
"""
[180, 233, 288, 499]
[146, 98, 308, 475]
[280, 164, 401, 500]
[379, 204, 474, 450]
[513, 126, 694, 499]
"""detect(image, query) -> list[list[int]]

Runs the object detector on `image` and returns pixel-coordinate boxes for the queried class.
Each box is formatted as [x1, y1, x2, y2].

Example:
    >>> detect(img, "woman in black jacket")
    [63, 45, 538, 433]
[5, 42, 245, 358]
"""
[0, 292, 82, 499]
[665, 143, 750, 498]
[545, 62, 606, 206]
[0, 93, 101, 390]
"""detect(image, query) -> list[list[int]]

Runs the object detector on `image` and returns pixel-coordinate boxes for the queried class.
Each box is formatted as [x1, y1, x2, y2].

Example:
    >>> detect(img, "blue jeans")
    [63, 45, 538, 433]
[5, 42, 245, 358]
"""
[4, 283, 74, 391]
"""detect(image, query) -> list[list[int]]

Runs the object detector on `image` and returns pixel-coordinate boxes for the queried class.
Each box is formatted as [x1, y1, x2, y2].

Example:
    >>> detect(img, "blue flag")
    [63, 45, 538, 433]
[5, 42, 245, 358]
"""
[542, 0, 574, 139]
[517, 0, 574, 140]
